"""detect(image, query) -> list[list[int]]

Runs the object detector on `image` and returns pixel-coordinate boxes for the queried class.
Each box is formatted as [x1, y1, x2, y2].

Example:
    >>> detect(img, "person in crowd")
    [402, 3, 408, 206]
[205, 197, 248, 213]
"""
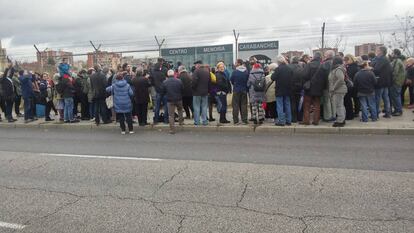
[90, 64, 110, 125]
[264, 63, 278, 121]
[86, 68, 95, 121]
[192, 60, 210, 126]
[178, 65, 193, 119]
[61, 72, 79, 123]
[150, 58, 168, 124]
[288, 56, 304, 123]
[132, 67, 151, 126]
[106, 72, 134, 135]
[161, 69, 184, 134]
[372, 46, 392, 118]
[44, 73, 56, 121]
[76, 69, 90, 120]
[53, 72, 64, 121]
[19, 70, 36, 123]
[272, 56, 293, 126]
[230, 59, 249, 125]
[215, 62, 231, 124]
[0, 71, 3, 122]
[322, 50, 335, 122]
[1, 63, 17, 122]
[58, 58, 71, 78]
[301, 52, 325, 125]
[405, 58, 414, 111]
[390, 49, 406, 116]
[354, 60, 378, 122]
[328, 56, 348, 127]
[343, 54, 360, 120]
[208, 67, 218, 122]
[248, 63, 266, 125]
[38, 73, 50, 121]
[12, 69, 23, 118]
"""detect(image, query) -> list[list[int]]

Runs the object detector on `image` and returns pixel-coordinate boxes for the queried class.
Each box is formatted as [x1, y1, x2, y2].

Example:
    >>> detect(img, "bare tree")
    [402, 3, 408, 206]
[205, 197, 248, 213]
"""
[390, 13, 414, 56]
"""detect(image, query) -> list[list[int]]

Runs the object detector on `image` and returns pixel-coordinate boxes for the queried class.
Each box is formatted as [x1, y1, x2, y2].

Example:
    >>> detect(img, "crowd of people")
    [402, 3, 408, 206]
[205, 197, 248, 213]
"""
[1, 46, 413, 134]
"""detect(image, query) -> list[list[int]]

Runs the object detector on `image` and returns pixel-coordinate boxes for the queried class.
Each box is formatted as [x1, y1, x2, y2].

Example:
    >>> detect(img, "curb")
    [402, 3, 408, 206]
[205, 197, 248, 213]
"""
[1, 122, 414, 136]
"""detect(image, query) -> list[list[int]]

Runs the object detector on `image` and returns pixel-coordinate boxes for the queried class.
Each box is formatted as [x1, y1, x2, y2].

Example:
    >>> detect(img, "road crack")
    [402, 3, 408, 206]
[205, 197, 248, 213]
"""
[152, 165, 188, 197]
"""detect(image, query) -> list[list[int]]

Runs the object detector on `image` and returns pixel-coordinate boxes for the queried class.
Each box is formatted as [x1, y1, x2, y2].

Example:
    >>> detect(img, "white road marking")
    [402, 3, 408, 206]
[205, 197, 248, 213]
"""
[38, 153, 163, 161]
[0, 221, 26, 230]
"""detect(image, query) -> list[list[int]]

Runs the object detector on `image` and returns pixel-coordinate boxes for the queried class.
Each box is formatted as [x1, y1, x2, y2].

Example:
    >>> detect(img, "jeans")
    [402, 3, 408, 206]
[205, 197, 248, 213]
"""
[193, 96, 208, 125]
[332, 93, 345, 123]
[154, 92, 168, 123]
[401, 83, 414, 106]
[290, 94, 303, 123]
[276, 96, 292, 125]
[116, 112, 133, 132]
[23, 97, 33, 120]
[375, 88, 391, 116]
[389, 85, 402, 113]
[89, 101, 95, 119]
[359, 95, 377, 122]
[64, 97, 74, 121]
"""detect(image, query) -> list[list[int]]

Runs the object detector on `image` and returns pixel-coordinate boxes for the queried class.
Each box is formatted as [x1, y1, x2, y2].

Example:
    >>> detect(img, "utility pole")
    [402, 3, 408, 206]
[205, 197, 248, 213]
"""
[33, 44, 43, 71]
[90, 41, 101, 66]
[233, 29, 240, 63]
[321, 22, 326, 53]
[154, 36, 165, 57]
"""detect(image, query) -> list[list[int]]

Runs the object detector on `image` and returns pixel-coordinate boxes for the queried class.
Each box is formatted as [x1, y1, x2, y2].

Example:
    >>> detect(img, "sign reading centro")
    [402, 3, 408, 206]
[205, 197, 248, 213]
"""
[161, 44, 233, 57]
[161, 47, 196, 56]
[238, 41, 279, 51]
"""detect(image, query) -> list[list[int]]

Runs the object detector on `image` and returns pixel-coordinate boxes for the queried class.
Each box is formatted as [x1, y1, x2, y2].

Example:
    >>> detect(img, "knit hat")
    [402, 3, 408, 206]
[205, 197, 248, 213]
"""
[178, 65, 186, 73]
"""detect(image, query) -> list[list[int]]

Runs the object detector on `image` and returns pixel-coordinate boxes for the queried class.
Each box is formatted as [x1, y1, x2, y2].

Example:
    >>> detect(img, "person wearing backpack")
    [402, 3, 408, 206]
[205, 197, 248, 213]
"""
[272, 56, 293, 126]
[247, 63, 266, 125]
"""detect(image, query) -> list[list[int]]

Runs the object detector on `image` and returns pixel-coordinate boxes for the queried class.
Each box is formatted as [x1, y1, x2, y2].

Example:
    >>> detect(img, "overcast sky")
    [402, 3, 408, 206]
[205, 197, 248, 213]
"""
[0, 0, 413, 61]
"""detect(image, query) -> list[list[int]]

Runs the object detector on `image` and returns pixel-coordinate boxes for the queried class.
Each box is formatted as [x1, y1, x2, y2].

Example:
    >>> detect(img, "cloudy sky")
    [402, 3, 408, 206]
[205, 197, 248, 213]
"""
[0, 0, 413, 61]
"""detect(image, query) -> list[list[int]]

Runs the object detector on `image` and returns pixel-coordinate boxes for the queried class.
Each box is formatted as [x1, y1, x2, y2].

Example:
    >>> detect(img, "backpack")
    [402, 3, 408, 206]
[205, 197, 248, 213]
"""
[252, 73, 266, 92]
[55, 76, 64, 95]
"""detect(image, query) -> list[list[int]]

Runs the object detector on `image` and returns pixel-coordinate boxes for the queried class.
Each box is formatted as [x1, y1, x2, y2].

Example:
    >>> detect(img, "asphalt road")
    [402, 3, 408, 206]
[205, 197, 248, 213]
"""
[0, 128, 413, 232]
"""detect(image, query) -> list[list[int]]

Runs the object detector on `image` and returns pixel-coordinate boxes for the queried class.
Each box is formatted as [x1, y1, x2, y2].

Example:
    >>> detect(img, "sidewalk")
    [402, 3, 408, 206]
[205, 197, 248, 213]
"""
[1, 109, 414, 135]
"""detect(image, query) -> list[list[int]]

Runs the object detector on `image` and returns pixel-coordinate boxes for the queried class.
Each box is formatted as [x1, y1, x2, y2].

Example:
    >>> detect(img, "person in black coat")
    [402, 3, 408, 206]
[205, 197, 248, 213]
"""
[271, 56, 293, 126]
[150, 58, 168, 124]
[301, 52, 326, 125]
[131, 68, 151, 126]
[372, 46, 392, 118]
[344, 55, 360, 120]
[1, 65, 17, 122]
[288, 57, 304, 123]
[90, 64, 110, 125]
[178, 65, 193, 119]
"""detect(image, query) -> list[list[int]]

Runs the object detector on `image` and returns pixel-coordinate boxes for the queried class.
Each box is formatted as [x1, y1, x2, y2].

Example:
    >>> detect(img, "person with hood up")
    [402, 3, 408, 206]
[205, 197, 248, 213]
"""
[106, 73, 134, 135]
[328, 56, 348, 127]
[247, 63, 266, 124]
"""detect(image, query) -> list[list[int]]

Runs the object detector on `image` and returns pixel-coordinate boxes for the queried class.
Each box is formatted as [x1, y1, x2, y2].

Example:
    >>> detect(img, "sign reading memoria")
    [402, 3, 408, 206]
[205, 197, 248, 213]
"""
[238, 41, 279, 51]
[196, 44, 233, 54]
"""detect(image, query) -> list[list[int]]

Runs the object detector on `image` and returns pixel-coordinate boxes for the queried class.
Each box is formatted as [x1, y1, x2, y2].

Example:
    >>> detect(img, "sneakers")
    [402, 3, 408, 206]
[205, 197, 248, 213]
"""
[332, 121, 346, 127]
[121, 131, 126, 135]
[129, 131, 135, 134]
[391, 112, 402, 117]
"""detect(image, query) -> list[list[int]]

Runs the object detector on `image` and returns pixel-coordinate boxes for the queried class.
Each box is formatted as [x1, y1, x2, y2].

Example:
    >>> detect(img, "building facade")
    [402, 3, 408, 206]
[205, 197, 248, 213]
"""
[0, 40, 7, 72]
[355, 43, 383, 57]
[281, 51, 304, 59]
[87, 51, 122, 70]
[312, 47, 338, 56]
[37, 50, 74, 66]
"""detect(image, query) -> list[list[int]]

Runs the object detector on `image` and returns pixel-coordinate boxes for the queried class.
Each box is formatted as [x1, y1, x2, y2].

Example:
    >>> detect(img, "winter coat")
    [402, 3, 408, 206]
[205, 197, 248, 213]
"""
[346, 62, 359, 81]
[321, 58, 333, 89]
[90, 71, 108, 99]
[58, 63, 70, 78]
[53, 74, 63, 101]
[230, 66, 249, 93]
[265, 71, 276, 103]
[215, 71, 231, 94]
[131, 75, 151, 104]
[179, 71, 193, 97]
[247, 68, 266, 103]
[354, 69, 377, 95]
[272, 63, 293, 97]
[303, 58, 326, 97]
[1, 76, 15, 100]
[288, 63, 304, 94]
[78, 74, 90, 95]
[12, 76, 22, 96]
[372, 55, 393, 88]
[391, 58, 406, 87]
[149, 62, 167, 93]
[406, 65, 414, 84]
[106, 79, 134, 113]
[161, 77, 183, 102]
[192, 67, 210, 96]
[62, 76, 75, 98]
[19, 75, 34, 99]
[328, 66, 348, 95]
